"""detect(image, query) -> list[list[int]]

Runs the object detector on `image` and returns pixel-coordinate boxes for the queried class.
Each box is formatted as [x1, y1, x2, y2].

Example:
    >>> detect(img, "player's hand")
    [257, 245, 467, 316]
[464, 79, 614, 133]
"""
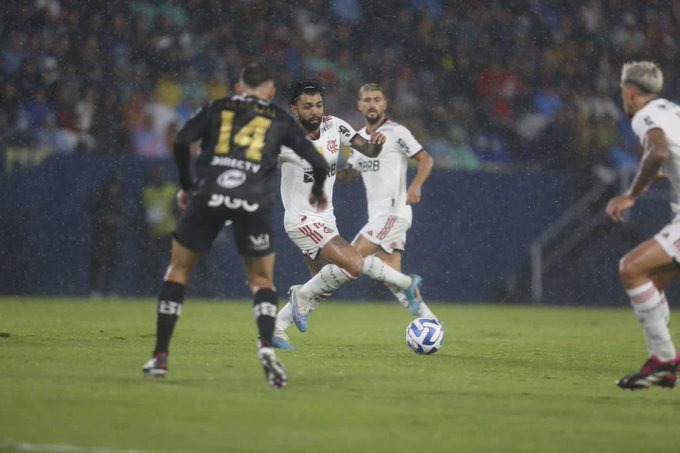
[309, 193, 328, 211]
[369, 131, 386, 145]
[176, 189, 190, 210]
[605, 194, 636, 222]
[336, 167, 360, 183]
[406, 185, 422, 205]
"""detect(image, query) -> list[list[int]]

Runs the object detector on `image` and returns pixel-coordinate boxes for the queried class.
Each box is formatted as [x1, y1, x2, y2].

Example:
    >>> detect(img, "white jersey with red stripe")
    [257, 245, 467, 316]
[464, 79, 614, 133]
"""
[279, 115, 356, 231]
[631, 98, 680, 215]
[347, 119, 423, 223]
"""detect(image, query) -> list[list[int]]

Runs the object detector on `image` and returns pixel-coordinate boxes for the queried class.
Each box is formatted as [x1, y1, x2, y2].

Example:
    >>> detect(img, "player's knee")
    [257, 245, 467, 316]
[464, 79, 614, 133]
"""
[618, 255, 644, 285]
[345, 255, 364, 278]
[353, 237, 375, 257]
[165, 258, 194, 282]
[248, 275, 274, 293]
[164, 266, 189, 283]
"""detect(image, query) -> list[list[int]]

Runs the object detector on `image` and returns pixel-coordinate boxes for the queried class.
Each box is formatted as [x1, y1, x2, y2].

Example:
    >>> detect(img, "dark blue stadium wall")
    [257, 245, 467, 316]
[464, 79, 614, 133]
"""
[2, 154, 672, 304]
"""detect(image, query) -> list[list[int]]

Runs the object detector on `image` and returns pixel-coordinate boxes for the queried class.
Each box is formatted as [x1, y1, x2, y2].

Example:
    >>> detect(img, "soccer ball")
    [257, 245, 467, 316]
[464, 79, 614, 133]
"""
[405, 318, 444, 355]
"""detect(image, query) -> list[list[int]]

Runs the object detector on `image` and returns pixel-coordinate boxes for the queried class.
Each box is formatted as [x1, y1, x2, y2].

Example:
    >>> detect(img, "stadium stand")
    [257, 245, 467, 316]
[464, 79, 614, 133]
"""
[2, 1, 680, 303]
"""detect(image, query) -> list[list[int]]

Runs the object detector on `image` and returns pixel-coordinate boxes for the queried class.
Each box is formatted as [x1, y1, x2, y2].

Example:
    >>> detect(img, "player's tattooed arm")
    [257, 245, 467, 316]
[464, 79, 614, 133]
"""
[350, 131, 386, 158]
[606, 128, 669, 222]
[628, 128, 669, 198]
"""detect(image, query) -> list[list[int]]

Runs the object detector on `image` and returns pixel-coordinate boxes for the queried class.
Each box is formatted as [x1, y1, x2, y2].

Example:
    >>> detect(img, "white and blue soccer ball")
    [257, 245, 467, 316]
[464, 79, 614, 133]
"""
[405, 318, 444, 355]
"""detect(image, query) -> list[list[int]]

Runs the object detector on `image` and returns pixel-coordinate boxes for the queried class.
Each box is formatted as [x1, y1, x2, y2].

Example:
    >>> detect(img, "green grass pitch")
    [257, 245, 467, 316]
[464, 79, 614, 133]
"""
[1, 297, 680, 453]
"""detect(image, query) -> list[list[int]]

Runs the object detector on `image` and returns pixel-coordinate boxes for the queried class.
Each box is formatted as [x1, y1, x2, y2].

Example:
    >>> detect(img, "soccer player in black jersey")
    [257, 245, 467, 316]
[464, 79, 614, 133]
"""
[142, 63, 329, 389]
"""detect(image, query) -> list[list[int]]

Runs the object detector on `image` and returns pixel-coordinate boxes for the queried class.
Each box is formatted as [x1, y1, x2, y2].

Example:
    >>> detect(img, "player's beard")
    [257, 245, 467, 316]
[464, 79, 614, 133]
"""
[365, 110, 382, 125]
[299, 116, 321, 133]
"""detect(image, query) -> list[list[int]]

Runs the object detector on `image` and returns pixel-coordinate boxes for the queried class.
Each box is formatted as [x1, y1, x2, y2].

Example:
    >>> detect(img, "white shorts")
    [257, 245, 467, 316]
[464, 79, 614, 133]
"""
[287, 221, 339, 260]
[654, 217, 680, 261]
[353, 214, 410, 254]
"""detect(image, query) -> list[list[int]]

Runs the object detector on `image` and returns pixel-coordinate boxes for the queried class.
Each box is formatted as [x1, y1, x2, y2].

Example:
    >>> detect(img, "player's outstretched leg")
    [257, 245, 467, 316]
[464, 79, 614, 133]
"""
[290, 284, 316, 333]
[258, 342, 287, 389]
[272, 302, 297, 349]
[402, 274, 423, 316]
[386, 278, 438, 319]
[362, 256, 423, 315]
[616, 355, 678, 390]
[272, 327, 297, 350]
[142, 352, 168, 378]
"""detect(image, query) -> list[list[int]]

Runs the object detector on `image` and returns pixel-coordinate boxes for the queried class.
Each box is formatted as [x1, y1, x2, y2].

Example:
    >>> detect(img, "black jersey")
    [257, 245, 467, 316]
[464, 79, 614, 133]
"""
[173, 94, 328, 206]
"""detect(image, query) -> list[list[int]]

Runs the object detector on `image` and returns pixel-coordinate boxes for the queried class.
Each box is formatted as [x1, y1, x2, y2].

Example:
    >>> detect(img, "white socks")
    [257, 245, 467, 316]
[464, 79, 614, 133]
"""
[364, 256, 439, 318]
[273, 256, 439, 336]
[386, 285, 437, 320]
[274, 302, 293, 334]
[661, 291, 671, 326]
[417, 302, 437, 320]
[362, 255, 411, 289]
[627, 282, 676, 361]
[388, 286, 410, 308]
[273, 264, 353, 325]
[293, 256, 413, 303]
[298, 264, 353, 301]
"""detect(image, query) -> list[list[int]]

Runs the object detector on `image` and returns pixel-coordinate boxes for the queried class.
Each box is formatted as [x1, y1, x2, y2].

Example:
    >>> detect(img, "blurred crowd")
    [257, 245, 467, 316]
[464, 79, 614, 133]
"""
[2, 0, 679, 173]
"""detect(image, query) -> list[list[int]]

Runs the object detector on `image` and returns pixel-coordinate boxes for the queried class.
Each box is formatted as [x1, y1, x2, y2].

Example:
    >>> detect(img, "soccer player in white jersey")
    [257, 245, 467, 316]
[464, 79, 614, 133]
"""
[606, 61, 680, 390]
[273, 79, 425, 349]
[337, 83, 438, 320]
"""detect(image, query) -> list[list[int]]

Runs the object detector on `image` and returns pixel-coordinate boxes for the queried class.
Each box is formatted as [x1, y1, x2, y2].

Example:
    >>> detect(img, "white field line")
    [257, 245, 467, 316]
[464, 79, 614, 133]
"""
[0, 440, 195, 453]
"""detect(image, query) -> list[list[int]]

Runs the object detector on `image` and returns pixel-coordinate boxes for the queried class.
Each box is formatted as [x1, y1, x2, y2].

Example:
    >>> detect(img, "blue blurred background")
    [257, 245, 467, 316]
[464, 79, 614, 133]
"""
[2, 0, 679, 304]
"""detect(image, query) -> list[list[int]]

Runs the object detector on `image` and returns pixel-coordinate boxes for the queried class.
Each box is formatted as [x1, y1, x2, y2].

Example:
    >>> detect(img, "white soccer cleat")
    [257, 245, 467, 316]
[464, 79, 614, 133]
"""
[142, 353, 168, 378]
[258, 346, 287, 389]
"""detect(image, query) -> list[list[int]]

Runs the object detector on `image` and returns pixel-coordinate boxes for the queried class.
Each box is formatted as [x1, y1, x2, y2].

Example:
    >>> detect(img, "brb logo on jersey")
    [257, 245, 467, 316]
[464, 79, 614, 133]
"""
[327, 140, 338, 154]
[359, 160, 380, 172]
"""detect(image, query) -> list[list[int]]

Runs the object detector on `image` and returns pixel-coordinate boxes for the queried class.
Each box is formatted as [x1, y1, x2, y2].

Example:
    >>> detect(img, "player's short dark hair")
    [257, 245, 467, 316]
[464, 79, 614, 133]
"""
[288, 78, 325, 105]
[358, 83, 385, 99]
[240, 62, 274, 89]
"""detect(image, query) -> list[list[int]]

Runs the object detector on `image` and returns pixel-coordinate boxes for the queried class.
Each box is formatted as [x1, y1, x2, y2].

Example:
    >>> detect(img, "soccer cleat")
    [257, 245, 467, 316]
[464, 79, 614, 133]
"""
[271, 330, 297, 350]
[616, 355, 677, 390]
[142, 352, 168, 378]
[403, 274, 424, 316]
[258, 346, 287, 389]
[289, 285, 310, 333]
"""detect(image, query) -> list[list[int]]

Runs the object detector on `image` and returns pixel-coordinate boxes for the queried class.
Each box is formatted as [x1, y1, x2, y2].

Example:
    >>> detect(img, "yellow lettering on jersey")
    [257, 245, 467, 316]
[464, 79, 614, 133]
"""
[215, 111, 272, 162]
[216, 111, 235, 155]
[235, 116, 272, 162]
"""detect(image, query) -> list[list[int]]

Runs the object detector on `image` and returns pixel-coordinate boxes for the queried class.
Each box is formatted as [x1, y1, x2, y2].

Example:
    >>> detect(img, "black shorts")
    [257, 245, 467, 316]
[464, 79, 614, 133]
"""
[173, 192, 274, 256]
